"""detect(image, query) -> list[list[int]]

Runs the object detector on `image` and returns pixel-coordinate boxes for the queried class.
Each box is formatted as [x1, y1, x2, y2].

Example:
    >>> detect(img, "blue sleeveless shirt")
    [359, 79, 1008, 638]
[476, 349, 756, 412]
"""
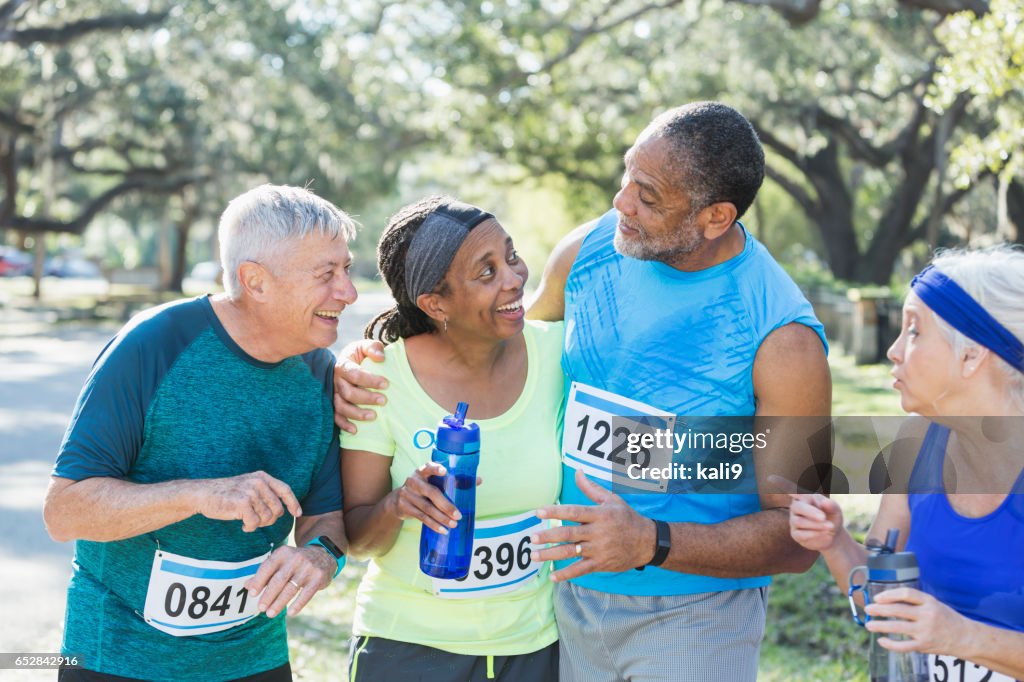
[907, 424, 1024, 632]
[559, 209, 826, 596]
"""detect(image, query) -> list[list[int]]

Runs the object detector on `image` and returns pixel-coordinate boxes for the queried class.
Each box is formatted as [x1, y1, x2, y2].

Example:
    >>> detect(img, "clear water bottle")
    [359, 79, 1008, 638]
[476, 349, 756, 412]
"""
[418, 402, 480, 579]
[848, 529, 929, 682]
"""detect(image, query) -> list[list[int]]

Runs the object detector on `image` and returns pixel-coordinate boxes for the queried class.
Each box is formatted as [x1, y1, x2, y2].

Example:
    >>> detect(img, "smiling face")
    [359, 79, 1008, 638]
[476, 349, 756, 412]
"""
[886, 292, 959, 415]
[612, 136, 704, 265]
[433, 219, 528, 341]
[262, 231, 357, 356]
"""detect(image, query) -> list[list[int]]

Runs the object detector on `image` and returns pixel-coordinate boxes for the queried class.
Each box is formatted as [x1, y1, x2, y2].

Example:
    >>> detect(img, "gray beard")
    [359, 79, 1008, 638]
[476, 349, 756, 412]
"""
[613, 225, 703, 264]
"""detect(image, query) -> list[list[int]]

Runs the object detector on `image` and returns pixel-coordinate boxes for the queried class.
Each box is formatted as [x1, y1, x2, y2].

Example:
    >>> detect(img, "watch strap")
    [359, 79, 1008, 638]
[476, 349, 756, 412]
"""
[306, 536, 346, 579]
[647, 520, 671, 567]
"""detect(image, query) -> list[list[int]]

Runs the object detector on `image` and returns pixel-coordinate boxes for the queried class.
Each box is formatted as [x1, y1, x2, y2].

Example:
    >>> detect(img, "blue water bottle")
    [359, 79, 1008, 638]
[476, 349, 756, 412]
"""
[418, 402, 480, 579]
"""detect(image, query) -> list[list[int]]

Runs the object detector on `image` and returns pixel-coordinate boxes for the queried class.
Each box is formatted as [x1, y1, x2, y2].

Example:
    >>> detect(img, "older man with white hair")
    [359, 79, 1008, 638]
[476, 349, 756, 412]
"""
[43, 185, 356, 682]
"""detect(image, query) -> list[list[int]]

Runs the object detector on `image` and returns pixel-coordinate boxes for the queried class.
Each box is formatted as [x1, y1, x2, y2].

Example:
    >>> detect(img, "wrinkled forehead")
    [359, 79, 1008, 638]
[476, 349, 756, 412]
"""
[284, 231, 352, 267]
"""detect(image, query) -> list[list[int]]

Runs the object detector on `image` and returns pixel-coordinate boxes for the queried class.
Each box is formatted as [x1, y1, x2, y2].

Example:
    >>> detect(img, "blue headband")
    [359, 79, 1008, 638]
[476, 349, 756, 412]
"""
[910, 265, 1024, 373]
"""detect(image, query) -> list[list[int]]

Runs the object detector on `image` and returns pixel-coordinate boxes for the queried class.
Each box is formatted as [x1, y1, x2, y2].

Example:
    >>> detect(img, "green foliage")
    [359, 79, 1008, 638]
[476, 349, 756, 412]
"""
[763, 497, 879, 677]
[765, 560, 871, 673]
[930, 0, 1024, 185]
[4, 0, 1012, 286]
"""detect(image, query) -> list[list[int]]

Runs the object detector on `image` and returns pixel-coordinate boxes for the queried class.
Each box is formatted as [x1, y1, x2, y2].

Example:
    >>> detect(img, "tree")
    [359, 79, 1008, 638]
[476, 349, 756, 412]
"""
[929, 0, 1023, 241]
[0, 1, 444, 290]
[400, 0, 1004, 282]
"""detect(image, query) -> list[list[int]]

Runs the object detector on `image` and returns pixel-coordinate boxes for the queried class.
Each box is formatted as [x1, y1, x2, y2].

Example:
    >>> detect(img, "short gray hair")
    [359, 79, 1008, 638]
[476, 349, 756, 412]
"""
[641, 101, 765, 220]
[218, 184, 357, 298]
[927, 244, 1024, 411]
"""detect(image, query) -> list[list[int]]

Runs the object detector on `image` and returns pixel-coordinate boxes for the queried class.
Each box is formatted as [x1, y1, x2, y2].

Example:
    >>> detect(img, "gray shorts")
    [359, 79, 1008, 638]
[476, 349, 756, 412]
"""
[347, 636, 558, 682]
[555, 581, 767, 682]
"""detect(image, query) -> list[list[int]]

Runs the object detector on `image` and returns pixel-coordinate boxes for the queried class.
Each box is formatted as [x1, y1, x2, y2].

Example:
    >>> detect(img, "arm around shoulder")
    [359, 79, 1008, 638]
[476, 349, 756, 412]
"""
[525, 220, 593, 322]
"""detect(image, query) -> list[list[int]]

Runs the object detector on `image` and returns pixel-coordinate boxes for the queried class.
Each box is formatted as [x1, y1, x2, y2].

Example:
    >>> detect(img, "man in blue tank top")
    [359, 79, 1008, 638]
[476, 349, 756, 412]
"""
[43, 185, 355, 682]
[527, 102, 831, 682]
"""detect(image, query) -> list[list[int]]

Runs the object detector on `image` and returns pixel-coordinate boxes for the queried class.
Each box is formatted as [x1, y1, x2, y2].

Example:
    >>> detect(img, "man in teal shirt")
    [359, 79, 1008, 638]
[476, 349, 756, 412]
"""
[44, 185, 355, 682]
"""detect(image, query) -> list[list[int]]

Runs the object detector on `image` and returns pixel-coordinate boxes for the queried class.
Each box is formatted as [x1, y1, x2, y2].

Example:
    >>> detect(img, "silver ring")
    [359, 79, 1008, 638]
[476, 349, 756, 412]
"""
[575, 543, 583, 557]
[288, 579, 302, 590]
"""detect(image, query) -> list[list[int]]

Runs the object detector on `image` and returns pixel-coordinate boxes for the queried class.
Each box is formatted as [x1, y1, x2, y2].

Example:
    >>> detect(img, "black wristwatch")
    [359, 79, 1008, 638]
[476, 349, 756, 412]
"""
[306, 535, 346, 579]
[636, 520, 671, 570]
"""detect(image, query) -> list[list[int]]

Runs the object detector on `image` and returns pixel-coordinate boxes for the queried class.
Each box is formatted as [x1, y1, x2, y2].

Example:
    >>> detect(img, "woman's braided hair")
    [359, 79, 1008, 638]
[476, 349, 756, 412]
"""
[365, 195, 456, 344]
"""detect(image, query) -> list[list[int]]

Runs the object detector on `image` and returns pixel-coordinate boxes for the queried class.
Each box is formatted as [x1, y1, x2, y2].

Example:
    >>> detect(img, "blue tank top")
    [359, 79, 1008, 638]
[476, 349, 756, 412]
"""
[559, 209, 827, 596]
[907, 423, 1024, 632]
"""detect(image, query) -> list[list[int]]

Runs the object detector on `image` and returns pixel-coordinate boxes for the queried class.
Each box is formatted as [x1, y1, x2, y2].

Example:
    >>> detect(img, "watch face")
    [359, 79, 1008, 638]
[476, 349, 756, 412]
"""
[317, 536, 344, 558]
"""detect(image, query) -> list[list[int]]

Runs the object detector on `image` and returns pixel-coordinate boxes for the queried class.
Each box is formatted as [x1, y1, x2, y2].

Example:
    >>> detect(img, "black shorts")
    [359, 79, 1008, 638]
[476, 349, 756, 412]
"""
[348, 636, 558, 682]
[57, 662, 292, 682]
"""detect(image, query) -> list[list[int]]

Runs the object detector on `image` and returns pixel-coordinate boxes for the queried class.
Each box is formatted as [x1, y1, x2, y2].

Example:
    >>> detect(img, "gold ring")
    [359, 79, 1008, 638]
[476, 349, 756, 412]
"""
[288, 579, 302, 590]
[575, 543, 583, 557]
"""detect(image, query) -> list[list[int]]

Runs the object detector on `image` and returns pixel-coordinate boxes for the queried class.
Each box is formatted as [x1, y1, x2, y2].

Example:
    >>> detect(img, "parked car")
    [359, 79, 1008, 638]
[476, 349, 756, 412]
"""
[44, 255, 103, 278]
[0, 247, 33, 276]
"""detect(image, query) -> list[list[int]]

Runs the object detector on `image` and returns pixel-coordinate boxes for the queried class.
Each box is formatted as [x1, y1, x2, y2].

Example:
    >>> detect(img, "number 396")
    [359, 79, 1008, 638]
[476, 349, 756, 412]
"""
[455, 537, 532, 582]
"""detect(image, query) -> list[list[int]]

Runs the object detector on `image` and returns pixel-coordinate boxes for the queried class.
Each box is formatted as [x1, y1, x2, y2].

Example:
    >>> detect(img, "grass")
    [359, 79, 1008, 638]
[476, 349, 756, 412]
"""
[829, 350, 902, 417]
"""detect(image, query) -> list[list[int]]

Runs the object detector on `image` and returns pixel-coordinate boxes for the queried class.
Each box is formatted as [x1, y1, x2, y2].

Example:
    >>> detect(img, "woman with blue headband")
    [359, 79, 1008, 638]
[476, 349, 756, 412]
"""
[340, 196, 561, 681]
[788, 246, 1024, 679]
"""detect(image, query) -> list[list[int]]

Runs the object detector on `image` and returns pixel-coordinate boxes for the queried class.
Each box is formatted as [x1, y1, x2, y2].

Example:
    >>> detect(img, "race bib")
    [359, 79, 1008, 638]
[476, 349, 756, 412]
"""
[929, 654, 1017, 682]
[143, 549, 269, 637]
[431, 511, 546, 599]
[563, 382, 675, 492]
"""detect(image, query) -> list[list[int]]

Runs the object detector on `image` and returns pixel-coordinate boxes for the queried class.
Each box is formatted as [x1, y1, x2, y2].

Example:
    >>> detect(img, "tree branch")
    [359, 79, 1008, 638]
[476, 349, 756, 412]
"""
[738, 0, 821, 25]
[897, 0, 988, 15]
[6, 172, 206, 235]
[752, 122, 807, 172]
[0, 134, 17, 225]
[0, 108, 34, 135]
[540, 0, 686, 73]
[0, 10, 169, 46]
[906, 169, 992, 244]
[765, 164, 818, 211]
[0, 0, 27, 27]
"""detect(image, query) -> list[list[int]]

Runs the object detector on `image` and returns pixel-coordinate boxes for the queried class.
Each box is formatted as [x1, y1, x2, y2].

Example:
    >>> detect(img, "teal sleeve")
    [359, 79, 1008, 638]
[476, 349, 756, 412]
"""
[298, 347, 344, 515]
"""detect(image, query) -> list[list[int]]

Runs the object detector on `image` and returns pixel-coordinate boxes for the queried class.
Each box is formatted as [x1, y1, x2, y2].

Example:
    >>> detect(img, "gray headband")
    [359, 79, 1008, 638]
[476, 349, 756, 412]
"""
[404, 201, 494, 301]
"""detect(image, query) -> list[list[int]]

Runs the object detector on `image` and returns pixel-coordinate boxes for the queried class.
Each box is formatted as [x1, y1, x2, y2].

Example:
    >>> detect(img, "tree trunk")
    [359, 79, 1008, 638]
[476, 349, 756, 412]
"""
[805, 141, 860, 280]
[167, 188, 197, 293]
[1006, 178, 1024, 244]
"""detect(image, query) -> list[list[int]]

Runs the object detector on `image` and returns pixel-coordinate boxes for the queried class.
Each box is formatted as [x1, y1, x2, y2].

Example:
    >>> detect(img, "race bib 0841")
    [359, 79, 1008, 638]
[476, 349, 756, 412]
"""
[562, 382, 675, 492]
[143, 549, 269, 637]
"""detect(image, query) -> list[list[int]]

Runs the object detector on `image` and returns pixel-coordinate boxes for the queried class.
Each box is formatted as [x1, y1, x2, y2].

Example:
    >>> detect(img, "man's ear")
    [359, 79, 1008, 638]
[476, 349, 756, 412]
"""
[415, 292, 447, 324]
[239, 261, 269, 300]
[961, 345, 990, 379]
[699, 201, 739, 240]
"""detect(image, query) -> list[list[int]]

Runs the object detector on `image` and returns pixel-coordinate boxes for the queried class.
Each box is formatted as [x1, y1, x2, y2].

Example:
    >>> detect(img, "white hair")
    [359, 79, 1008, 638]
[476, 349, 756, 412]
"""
[218, 184, 357, 298]
[928, 245, 1024, 411]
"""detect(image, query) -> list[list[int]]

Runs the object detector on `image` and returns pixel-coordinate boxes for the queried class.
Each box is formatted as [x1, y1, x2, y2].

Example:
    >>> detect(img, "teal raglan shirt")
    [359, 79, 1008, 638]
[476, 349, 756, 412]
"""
[52, 296, 341, 682]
